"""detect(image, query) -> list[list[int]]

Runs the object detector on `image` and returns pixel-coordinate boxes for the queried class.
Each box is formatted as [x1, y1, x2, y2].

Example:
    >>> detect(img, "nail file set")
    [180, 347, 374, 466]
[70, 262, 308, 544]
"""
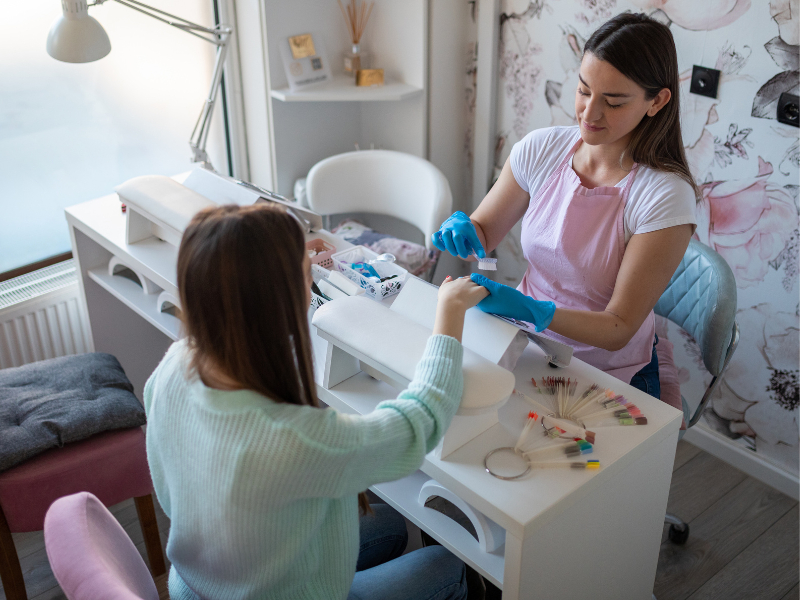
[483, 398, 600, 481]
[483, 378, 650, 480]
[471, 250, 497, 271]
[525, 377, 648, 429]
[483, 410, 600, 481]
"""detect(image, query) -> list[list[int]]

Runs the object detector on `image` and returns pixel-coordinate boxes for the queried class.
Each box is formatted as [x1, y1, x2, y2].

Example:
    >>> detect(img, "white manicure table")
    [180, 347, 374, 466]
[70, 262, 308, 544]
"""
[66, 192, 682, 600]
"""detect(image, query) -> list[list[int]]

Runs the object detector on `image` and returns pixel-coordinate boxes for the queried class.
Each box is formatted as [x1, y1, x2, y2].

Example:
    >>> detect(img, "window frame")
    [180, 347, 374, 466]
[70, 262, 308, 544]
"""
[3, 0, 247, 281]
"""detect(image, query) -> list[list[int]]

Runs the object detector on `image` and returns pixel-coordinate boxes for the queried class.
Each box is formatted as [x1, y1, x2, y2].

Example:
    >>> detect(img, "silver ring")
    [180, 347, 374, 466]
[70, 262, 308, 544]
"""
[541, 413, 575, 440]
[484, 447, 531, 481]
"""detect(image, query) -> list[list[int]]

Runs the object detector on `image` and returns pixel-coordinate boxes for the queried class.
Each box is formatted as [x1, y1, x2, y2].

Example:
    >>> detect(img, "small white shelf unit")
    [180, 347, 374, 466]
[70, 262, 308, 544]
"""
[270, 77, 423, 103]
[264, 0, 428, 196]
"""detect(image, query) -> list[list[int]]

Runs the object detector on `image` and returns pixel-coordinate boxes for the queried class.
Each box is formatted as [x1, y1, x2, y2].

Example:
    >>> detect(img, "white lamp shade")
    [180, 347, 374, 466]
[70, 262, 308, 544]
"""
[47, 1, 111, 63]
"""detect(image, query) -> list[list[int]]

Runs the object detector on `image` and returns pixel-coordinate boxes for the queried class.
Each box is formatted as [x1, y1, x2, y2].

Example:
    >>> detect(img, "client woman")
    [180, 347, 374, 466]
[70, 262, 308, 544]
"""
[145, 204, 487, 599]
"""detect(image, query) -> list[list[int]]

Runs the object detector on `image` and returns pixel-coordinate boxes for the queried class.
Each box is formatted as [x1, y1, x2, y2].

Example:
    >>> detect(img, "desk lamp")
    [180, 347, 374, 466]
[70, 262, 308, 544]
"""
[46, 0, 232, 170]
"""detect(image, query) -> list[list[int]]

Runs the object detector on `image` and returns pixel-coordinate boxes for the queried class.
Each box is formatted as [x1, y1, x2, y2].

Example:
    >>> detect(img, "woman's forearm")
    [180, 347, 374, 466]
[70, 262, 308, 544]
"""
[469, 159, 531, 255]
[547, 307, 639, 352]
[470, 219, 489, 255]
[536, 227, 693, 351]
[432, 304, 466, 342]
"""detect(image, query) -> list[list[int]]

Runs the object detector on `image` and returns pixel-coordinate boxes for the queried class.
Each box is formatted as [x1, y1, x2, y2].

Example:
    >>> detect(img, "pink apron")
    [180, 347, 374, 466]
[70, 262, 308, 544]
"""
[518, 138, 655, 384]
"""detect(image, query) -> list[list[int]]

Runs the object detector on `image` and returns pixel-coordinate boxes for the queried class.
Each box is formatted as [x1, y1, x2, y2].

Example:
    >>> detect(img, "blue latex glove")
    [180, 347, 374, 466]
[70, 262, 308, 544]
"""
[431, 211, 486, 259]
[471, 273, 556, 332]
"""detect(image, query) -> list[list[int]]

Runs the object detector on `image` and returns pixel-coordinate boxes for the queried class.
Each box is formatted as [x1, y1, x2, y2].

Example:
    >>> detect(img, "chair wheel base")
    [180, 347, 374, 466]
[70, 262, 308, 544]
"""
[668, 523, 690, 544]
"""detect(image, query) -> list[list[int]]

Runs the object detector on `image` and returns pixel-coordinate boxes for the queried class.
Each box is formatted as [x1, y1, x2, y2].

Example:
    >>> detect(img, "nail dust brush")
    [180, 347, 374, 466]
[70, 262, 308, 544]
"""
[471, 250, 497, 271]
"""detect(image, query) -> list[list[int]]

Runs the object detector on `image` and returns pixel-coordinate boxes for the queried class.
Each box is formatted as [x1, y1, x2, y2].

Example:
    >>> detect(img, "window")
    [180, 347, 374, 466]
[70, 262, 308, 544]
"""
[0, 0, 230, 275]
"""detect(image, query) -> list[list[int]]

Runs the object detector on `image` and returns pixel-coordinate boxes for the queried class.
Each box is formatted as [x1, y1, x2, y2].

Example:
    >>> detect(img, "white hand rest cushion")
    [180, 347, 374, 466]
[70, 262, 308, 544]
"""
[116, 175, 216, 235]
[312, 296, 515, 415]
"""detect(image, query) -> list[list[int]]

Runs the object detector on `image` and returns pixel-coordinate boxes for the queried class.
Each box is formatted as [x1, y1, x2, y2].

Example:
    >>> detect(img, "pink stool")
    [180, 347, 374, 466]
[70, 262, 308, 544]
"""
[0, 428, 165, 600]
[44, 491, 159, 600]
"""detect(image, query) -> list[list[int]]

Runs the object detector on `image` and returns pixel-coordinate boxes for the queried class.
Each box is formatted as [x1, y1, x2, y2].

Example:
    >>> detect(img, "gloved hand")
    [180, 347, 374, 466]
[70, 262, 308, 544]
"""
[470, 274, 556, 332]
[431, 211, 486, 259]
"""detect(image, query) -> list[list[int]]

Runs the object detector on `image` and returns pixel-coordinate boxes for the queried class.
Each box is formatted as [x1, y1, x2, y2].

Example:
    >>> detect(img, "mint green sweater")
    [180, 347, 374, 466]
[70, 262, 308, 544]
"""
[143, 335, 463, 600]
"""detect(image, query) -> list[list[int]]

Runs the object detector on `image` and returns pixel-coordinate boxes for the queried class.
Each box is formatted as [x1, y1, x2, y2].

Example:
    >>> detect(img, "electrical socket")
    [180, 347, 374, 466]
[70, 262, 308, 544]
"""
[689, 65, 721, 99]
[777, 92, 799, 127]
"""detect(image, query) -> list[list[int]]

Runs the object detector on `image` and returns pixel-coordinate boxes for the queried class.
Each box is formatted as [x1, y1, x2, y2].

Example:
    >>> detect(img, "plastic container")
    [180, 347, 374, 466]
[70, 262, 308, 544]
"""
[306, 238, 336, 269]
[309, 263, 331, 309]
[310, 293, 328, 310]
[331, 245, 408, 299]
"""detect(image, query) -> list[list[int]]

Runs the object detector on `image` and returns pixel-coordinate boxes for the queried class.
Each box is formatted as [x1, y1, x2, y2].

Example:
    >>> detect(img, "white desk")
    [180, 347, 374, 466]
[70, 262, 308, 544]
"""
[66, 194, 682, 600]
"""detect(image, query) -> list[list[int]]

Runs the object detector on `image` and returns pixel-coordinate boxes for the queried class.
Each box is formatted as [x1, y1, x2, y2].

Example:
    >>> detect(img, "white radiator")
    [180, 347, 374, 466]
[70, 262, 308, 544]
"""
[0, 260, 91, 369]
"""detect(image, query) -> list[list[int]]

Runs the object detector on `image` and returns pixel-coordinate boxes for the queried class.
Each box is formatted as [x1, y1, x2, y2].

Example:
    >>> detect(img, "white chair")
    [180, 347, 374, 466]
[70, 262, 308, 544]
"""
[306, 150, 453, 278]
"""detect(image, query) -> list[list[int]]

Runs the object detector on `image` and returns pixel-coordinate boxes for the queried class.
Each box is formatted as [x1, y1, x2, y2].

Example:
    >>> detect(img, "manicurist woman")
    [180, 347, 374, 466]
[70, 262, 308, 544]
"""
[145, 204, 486, 599]
[434, 13, 698, 398]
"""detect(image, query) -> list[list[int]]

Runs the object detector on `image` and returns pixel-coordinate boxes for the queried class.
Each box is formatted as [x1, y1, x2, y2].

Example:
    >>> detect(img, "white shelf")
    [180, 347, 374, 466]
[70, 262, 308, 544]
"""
[372, 472, 506, 588]
[270, 77, 423, 102]
[87, 267, 181, 341]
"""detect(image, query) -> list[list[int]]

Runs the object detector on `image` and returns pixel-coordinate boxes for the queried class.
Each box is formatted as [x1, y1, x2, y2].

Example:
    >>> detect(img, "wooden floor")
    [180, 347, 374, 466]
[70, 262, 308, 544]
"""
[2, 440, 797, 600]
[654, 442, 798, 600]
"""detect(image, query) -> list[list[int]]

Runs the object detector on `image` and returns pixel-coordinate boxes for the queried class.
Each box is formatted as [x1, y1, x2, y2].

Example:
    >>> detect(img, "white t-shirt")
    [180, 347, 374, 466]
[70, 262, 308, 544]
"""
[509, 126, 697, 243]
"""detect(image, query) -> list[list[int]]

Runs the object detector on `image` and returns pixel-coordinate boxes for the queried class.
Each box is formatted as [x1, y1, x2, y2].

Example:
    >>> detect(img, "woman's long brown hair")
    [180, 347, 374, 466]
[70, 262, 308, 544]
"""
[177, 204, 371, 515]
[584, 12, 700, 201]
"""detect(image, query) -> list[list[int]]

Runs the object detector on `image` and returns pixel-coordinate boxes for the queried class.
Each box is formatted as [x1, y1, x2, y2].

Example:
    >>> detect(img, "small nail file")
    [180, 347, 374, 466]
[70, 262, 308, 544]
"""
[327, 271, 365, 296]
[317, 279, 348, 300]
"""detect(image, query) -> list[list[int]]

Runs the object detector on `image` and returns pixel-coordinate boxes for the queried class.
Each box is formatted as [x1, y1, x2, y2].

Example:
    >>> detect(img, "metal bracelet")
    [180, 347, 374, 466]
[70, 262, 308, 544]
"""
[484, 447, 531, 481]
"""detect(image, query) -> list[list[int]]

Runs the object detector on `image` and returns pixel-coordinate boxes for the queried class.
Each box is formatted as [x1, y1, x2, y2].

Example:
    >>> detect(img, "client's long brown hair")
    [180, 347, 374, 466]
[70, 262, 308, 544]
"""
[178, 204, 316, 407]
[178, 204, 371, 514]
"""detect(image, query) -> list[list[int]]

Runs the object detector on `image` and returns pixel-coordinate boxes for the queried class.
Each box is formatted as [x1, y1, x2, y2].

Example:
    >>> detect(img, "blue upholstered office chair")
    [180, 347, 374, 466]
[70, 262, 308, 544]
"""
[653, 238, 740, 545]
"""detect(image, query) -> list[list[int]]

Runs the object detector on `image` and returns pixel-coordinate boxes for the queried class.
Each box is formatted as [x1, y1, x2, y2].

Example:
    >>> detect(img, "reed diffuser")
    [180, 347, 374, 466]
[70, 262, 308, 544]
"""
[337, 0, 374, 76]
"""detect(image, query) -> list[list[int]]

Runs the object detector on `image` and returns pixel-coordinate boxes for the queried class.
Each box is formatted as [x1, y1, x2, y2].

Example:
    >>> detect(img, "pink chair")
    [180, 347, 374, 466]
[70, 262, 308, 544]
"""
[44, 491, 159, 600]
[0, 428, 165, 600]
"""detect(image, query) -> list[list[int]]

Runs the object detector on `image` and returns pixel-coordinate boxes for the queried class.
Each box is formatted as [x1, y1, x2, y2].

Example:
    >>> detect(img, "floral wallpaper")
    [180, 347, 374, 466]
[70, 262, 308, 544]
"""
[491, 0, 799, 475]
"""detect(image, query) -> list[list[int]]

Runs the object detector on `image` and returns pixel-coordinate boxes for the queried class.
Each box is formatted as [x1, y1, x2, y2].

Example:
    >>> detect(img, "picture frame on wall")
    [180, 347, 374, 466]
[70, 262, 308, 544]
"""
[279, 33, 332, 91]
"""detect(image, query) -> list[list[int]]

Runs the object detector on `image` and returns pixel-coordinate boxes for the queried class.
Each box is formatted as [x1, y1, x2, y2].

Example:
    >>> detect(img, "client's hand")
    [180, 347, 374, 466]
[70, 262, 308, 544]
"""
[438, 275, 489, 310]
[433, 276, 489, 341]
[470, 274, 556, 332]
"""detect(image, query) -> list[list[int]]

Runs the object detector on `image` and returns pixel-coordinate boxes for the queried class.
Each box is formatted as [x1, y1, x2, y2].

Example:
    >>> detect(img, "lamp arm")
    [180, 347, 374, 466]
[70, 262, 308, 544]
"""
[94, 0, 224, 44]
[92, 0, 233, 169]
[189, 39, 230, 167]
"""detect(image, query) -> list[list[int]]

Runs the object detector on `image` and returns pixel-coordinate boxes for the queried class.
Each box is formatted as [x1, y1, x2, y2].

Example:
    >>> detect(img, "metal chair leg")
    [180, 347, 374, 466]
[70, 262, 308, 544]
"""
[664, 513, 685, 526]
[0, 503, 27, 600]
[665, 512, 690, 544]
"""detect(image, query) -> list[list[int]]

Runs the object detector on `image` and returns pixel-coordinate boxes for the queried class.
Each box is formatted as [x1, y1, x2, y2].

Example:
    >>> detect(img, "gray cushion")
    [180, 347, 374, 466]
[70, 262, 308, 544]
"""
[0, 353, 146, 472]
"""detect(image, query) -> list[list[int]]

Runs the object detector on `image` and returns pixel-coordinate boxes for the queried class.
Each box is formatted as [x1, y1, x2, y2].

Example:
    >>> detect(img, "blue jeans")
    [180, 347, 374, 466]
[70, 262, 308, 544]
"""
[348, 504, 468, 600]
[629, 335, 661, 399]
